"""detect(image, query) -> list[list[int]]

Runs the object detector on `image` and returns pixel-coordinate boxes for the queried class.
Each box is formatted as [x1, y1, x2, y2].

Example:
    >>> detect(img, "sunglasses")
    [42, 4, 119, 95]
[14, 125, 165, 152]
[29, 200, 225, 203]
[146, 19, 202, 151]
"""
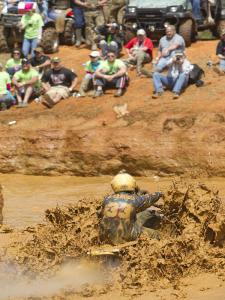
[107, 55, 115, 58]
[13, 52, 20, 55]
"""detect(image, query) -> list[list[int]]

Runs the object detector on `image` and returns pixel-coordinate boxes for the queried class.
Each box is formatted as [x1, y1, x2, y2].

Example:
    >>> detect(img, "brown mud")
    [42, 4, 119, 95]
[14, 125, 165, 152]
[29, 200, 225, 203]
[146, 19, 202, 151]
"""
[1, 179, 225, 299]
[0, 41, 225, 176]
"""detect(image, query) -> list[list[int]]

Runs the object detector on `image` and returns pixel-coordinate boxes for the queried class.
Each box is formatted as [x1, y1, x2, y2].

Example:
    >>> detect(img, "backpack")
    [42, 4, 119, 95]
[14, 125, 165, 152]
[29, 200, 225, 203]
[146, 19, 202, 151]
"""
[188, 64, 205, 87]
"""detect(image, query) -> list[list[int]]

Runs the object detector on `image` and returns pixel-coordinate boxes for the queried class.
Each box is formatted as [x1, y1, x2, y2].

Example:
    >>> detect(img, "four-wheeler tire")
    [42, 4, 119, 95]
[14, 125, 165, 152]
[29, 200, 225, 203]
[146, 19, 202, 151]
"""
[62, 20, 76, 45]
[179, 19, 194, 47]
[0, 26, 8, 52]
[216, 20, 225, 37]
[41, 27, 59, 54]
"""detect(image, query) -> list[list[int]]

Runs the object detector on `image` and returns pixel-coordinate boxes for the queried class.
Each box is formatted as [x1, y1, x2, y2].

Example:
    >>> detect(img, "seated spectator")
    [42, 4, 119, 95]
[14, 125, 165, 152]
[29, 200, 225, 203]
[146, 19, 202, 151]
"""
[214, 29, 225, 75]
[30, 47, 51, 75]
[78, 51, 101, 97]
[95, 23, 123, 58]
[152, 51, 192, 99]
[41, 57, 78, 108]
[94, 51, 127, 98]
[124, 29, 153, 76]
[154, 25, 185, 73]
[0, 63, 16, 111]
[5, 49, 22, 77]
[12, 59, 40, 108]
[20, 4, 44, 58]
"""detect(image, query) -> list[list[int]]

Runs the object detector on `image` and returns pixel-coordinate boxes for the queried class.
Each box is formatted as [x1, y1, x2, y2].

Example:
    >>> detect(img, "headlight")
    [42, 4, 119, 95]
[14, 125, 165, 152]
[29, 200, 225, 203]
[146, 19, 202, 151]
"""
[132, 23, 137, 29]
[128, 7, 136, 14]
[169, 6, 178, 12]
[221, 8, 225, 15]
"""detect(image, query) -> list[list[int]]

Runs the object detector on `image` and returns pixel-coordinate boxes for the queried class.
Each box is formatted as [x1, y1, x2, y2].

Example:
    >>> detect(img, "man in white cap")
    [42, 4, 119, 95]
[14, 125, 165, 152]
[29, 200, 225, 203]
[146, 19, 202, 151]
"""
[124, 29, 153, 75]
[78, 51, 101, 97]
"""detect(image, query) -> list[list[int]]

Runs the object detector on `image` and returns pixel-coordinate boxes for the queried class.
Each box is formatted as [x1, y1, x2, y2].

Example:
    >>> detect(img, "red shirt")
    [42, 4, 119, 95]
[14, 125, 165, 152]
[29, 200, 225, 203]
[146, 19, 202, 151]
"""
[125, 37, 153, 57]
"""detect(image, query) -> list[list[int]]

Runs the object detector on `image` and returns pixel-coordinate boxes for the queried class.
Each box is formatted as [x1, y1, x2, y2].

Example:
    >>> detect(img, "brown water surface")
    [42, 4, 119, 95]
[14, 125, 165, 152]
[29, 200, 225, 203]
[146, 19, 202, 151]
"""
[0, 174, 224, 228]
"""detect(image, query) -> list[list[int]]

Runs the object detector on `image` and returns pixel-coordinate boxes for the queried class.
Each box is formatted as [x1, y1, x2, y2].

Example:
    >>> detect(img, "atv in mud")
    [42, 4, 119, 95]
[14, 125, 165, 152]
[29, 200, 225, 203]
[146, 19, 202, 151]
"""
[123, 0, 225, 46]
[0, 0, 76, 53]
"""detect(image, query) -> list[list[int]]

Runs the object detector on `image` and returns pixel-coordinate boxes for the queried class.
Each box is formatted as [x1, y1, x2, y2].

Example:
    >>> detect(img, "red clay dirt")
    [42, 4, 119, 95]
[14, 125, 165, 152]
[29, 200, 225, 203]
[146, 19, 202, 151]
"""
[0, 41, 225, 176]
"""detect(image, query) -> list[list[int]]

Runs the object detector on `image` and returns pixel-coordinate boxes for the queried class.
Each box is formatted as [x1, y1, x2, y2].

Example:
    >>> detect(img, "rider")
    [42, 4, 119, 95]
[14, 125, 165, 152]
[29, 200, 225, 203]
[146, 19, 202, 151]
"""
[99, 172, 163, 245]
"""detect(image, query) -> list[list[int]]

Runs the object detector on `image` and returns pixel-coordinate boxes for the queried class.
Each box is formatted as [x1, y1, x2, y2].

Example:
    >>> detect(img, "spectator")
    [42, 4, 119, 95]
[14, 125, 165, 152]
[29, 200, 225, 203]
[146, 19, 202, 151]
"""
[12, 59, 40, 108]
[124, 29, 153, 76]
[94, 51, 127, 98]
[152, 51, 192, 99]
[154, 25, 185, 72]
[0, 63, 16, 111]
[214, 29, 225, 75]
[5, 49, 22, 77]
[72, 0, 85, 47]
[189, 0, 202, 21]
[41, 57, 78, 108]
[30, 47, 51, 75]
[78, 51, 101, 97]
[95, 23, 123, 58]
[20, 4, 44, 58]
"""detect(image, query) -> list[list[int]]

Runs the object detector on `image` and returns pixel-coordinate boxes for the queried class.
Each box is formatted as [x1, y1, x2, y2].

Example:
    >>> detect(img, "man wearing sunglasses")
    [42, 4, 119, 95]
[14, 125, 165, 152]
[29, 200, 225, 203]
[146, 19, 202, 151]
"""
[94, 51, 127, 97]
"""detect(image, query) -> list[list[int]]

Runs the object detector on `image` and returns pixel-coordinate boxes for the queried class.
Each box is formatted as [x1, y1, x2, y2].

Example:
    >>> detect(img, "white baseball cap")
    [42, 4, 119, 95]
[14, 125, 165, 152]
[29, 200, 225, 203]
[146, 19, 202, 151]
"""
[90, 51, 100, 58]
[137, 29, 146, 36]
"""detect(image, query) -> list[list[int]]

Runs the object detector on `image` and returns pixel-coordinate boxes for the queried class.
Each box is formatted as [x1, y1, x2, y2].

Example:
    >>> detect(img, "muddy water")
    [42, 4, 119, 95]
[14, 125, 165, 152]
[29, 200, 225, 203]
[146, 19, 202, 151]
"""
[0, 174, 225, 228]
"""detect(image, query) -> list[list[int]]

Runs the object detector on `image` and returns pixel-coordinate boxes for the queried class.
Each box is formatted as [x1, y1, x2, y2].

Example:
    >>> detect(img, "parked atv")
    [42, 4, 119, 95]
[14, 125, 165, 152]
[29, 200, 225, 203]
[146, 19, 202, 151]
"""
[123, 0, 225, 46]
[0, 0, 76, 53]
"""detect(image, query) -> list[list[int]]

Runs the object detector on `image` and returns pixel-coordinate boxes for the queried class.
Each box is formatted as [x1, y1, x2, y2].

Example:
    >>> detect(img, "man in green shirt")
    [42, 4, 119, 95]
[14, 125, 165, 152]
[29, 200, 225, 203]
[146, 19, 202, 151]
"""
[12, 59, 40, 108]
[0, 63, 16, 111]
[20, 5, 44, 57]
[94, 51, 127, 97]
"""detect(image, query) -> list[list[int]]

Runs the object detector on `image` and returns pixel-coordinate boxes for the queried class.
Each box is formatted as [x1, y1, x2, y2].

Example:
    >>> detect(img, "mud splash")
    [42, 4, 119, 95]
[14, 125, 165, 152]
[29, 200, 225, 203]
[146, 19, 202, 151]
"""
[4, 179, 225, 298]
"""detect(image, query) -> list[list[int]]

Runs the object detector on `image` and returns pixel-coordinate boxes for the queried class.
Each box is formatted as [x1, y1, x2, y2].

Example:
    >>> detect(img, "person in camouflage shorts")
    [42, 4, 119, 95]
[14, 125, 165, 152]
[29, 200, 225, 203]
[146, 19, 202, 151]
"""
[109, 0, 126, 23]
[83, 0, 108, 50]
[99, 173, 163, 245]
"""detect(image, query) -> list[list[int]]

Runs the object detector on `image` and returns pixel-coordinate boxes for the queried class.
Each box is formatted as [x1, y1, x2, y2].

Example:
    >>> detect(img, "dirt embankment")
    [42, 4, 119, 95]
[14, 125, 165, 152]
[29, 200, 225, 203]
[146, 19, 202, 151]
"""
[0, 41, 225, 176]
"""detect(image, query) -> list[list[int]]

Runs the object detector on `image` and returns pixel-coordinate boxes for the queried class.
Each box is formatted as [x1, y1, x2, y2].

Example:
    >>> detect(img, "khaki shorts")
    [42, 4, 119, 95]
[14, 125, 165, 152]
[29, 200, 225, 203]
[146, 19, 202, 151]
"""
[47, 86, 70, 101]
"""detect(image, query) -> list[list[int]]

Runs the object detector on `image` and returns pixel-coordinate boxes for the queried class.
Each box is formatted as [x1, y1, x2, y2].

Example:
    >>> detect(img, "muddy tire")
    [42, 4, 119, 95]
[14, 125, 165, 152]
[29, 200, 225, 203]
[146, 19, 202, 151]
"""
[41, 27, 59, 54]
[178, 19, 194, 47]
[62, 20, 76, 45]
[0, 26, 8, 52]
[216, 20, 225, 37]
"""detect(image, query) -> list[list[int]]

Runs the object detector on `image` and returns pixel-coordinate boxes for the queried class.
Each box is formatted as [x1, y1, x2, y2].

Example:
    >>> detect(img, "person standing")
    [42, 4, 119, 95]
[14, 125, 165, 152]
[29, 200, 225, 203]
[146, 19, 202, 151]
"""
[72, 0, 85, 47]
[20, 4, 44, 58]
[83, 0, 108, 50]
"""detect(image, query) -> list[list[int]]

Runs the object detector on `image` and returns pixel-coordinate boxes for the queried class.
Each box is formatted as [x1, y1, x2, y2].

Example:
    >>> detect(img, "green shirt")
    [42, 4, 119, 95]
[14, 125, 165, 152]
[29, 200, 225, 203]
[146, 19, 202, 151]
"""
[14, 68, 39, 87]
[5, 58, 22, 69]
[0, 71, 11, 95]
[21, 13, 44, 39]
[98, 59, 125, 75]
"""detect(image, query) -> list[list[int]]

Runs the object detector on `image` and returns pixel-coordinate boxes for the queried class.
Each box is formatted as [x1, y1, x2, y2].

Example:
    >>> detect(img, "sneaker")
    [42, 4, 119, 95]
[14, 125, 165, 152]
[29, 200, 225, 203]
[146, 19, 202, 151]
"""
[173, 93, 180, 99]
[16, 102, 23, 108]
[91, 44, 97, 51]
[75, 40, 81, 48]
[93, 90, 103, 98]
[152, 92, 163, 99]
[140, 68, 153, 78]
[21, 102, 28, 107]
[114, 89, 123, 97]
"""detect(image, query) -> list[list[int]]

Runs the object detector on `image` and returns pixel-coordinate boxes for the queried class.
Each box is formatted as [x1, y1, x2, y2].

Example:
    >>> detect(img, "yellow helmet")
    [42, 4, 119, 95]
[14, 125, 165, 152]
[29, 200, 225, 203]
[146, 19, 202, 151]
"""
[111, 173, 136, 193]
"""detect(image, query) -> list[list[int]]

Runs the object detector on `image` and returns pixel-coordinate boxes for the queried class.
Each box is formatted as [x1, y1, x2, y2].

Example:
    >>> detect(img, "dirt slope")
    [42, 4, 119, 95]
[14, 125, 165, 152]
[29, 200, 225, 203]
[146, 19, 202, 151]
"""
[0, 41, 225, 176]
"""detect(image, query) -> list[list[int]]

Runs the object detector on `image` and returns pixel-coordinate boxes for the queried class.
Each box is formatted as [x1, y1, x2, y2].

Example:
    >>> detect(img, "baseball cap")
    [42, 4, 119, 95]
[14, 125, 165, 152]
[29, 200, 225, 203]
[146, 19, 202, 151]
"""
[137, 29, 146, 35]
[111, 23, 119, 28]
[34, 46, 43, 53]
[90, 51, 100, 58]
[22, 58, 30, 65]
[51, 57, 61, 63]
[174, 50, 184, 57]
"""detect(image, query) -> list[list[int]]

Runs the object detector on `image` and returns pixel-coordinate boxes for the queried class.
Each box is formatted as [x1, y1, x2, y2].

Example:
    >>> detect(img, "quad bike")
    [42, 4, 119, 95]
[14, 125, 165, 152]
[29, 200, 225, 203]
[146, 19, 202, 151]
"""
[123, 0, 225, 46]
[0, 0, 76, 53]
